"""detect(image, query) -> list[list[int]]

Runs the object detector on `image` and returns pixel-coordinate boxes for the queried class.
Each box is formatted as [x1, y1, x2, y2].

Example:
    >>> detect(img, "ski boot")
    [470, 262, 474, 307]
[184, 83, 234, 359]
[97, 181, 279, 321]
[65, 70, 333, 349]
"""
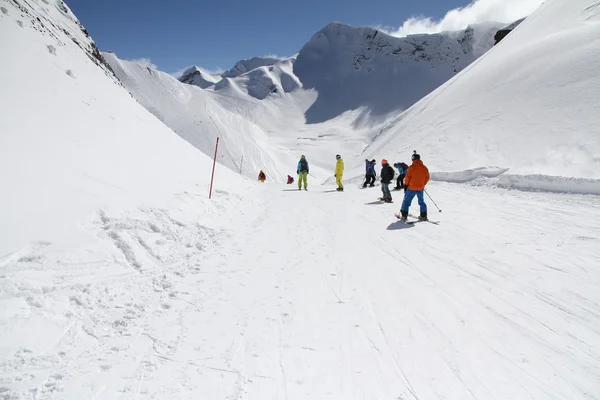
[399, 210, 408, 221]
[418, 212, 428, 221]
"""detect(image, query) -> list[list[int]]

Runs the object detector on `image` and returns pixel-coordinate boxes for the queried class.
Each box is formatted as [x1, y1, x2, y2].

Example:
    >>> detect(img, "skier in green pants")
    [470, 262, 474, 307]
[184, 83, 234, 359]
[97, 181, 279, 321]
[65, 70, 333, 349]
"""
[297, 155, 309, 190]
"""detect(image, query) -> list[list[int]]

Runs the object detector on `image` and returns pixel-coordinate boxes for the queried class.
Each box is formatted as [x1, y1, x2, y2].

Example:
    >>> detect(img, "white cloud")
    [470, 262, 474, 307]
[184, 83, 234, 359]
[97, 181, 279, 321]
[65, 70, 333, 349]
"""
[203, 67, 225, 75]
[262, 54, 287, 60]
[129, 57, 158, 69]
[383, 0, 545, 37]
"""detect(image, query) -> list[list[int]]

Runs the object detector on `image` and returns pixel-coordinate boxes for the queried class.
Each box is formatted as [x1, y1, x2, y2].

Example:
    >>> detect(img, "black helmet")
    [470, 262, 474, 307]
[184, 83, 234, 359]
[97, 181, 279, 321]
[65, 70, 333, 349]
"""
[336, 154, 341, 159]
[412, 150, 421, 161]
[371, 159, 376, 163]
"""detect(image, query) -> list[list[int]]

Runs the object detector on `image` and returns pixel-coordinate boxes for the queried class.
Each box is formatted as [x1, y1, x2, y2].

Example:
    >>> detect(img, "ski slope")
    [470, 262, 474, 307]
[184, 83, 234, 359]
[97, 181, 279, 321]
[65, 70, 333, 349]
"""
[2, 0, 600, 398]
[2, 182, 599, 399]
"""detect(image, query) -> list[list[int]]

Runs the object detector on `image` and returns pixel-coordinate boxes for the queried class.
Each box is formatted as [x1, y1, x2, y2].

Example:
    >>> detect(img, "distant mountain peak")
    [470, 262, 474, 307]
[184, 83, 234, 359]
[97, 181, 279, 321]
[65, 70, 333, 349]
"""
[179, 66, 219, 88]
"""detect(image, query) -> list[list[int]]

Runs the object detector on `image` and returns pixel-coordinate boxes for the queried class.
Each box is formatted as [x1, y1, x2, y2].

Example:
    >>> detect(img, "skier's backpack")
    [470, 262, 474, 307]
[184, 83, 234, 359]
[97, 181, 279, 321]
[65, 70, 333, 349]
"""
[400, 162, 409, 172]
[300, 160, 308, 172]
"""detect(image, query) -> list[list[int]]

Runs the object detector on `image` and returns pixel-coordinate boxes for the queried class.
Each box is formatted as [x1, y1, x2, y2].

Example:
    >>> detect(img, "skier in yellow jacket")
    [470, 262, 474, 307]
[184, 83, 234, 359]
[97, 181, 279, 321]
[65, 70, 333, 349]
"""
[335, 154, 344, 191]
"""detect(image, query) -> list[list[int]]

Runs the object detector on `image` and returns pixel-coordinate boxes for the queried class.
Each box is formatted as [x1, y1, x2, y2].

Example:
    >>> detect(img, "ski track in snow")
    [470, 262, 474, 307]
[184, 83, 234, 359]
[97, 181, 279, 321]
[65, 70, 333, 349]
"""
[1, 183, 599, 399]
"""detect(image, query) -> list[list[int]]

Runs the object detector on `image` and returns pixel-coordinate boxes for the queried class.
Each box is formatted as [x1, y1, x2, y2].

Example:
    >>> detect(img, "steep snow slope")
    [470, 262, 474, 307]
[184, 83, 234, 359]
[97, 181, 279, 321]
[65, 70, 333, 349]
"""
[0, 0, 248, 255]
[365, 0, 600, 184]
[103, 54, 285, 181]
[294, 22, 504, 124]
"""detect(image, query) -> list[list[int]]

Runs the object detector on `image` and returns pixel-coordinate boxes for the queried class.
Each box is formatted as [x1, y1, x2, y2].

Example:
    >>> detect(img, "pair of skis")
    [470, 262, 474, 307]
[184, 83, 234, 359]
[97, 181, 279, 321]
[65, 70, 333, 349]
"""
[394, 213, 440, 225]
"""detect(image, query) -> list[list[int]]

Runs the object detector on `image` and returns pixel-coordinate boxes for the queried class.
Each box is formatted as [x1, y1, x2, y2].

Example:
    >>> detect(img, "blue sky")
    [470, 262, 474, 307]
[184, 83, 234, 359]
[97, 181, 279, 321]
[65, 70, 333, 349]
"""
[65, 0, 539, 76]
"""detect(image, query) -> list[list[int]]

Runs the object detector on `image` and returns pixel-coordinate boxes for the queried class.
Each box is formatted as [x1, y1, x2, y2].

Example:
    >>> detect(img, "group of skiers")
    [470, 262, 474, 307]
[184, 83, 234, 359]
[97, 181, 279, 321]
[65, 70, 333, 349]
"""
[366, 160, 409, 201]
[362, 152, 430, 220]
[258, 150, 430, 221]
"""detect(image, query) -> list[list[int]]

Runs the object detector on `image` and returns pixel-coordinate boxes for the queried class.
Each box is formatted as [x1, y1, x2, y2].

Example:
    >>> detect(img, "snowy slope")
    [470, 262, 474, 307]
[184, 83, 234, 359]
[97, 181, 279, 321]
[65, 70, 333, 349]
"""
[0, 0, 248, 255]
[103, 53, 285, 181]
[364, 0, 600, 186]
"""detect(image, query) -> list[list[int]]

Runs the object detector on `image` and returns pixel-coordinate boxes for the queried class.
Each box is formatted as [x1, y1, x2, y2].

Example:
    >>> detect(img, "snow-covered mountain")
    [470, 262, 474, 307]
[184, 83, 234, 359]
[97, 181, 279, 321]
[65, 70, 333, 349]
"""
[294, 21, 504, 123]
[108, 22, 508, 179]
[363, 0, 600, 187]
[178, 65, 220, 88]
[177, 22, 505, 124]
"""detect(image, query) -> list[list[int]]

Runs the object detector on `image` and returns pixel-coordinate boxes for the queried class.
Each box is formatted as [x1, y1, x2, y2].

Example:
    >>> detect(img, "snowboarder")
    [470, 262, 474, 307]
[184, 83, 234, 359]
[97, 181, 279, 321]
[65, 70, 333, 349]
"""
[363, 159, 376, 188]
[258, 170, 266, 182]
[334, 154, 344, 191]
[398, 151, 430, 221]
[287, 175, 294, 184]
[380, 159, 395, 203]
[297, 155, 309, 190]
[393, 162, 408, 190]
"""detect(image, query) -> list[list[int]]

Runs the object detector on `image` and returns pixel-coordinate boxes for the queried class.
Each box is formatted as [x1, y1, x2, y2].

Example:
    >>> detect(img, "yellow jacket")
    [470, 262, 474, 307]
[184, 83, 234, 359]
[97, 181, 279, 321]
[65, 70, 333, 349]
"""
[335, 158, 344, 176]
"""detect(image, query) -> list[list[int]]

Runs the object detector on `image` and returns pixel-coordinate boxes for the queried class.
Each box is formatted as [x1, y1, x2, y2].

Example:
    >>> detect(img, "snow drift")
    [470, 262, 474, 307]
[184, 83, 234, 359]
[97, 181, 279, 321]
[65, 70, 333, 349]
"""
[365, 0, 600, 183]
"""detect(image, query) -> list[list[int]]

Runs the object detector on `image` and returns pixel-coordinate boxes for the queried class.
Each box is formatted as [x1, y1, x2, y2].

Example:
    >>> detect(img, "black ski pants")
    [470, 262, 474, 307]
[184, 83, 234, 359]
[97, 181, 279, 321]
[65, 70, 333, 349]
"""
[363, 174, 376, 187]
[396, 174, 406, 189]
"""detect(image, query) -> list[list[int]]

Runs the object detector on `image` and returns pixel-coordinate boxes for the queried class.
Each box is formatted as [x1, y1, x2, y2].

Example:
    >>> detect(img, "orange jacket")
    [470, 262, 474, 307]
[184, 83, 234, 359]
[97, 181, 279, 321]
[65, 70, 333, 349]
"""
[405, 160, 430, 191]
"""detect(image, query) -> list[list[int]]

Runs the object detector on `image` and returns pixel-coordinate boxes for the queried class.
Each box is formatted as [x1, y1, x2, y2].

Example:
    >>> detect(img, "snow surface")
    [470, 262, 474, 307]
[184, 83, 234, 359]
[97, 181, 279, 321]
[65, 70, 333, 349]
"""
[2, 181, 600, 399]
[2, 0, 600, 398]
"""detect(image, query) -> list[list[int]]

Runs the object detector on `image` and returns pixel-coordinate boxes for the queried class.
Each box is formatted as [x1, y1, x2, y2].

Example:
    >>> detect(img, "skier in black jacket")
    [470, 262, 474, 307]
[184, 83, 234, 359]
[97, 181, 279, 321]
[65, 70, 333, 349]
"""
[380, 159, 395, 202]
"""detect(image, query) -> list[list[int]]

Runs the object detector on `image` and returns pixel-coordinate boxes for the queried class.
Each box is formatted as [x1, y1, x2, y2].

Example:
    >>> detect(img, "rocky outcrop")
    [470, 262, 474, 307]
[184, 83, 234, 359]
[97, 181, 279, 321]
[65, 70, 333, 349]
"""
[494, 18, 526, 45]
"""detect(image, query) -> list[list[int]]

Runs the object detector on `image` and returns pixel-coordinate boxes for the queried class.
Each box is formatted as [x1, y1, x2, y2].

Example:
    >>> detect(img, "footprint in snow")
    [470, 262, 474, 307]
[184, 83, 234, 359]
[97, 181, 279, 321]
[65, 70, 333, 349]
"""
[1, 7, 8, 15]
[47, 45, 56, 55]
[66, 70, 75, 78]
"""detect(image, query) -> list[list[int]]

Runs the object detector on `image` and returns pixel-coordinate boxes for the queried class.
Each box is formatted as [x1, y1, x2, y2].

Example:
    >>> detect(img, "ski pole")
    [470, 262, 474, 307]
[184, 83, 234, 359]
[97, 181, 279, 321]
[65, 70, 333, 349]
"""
[424, 189, 442, 212]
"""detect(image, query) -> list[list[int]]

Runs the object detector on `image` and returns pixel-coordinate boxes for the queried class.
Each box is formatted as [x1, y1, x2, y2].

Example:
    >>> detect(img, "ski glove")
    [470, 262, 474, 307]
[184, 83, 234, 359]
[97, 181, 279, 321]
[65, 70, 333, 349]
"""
[297, 170, 299, 174]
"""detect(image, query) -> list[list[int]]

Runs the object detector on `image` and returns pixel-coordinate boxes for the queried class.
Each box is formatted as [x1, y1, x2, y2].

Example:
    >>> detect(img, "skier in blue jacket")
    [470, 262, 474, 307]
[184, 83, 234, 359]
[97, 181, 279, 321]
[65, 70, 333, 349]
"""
[363, 159, 377, 188]
[393, 162, 408, 191]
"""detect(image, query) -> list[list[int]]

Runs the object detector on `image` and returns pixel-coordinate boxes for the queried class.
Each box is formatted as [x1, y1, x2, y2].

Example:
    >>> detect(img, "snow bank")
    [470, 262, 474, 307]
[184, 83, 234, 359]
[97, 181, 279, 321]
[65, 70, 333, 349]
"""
[365, 0, 600, 180]
[432, 167, 600, 195]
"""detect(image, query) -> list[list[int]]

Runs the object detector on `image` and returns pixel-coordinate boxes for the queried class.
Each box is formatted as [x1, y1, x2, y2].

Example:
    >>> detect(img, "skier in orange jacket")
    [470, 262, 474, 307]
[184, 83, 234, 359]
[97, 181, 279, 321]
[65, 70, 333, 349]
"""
[398, 151, 430, 221]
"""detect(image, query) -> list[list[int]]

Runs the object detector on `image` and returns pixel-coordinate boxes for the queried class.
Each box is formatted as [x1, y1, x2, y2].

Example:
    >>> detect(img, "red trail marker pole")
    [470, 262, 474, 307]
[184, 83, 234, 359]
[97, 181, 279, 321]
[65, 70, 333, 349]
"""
[209, 137, 219, 199]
